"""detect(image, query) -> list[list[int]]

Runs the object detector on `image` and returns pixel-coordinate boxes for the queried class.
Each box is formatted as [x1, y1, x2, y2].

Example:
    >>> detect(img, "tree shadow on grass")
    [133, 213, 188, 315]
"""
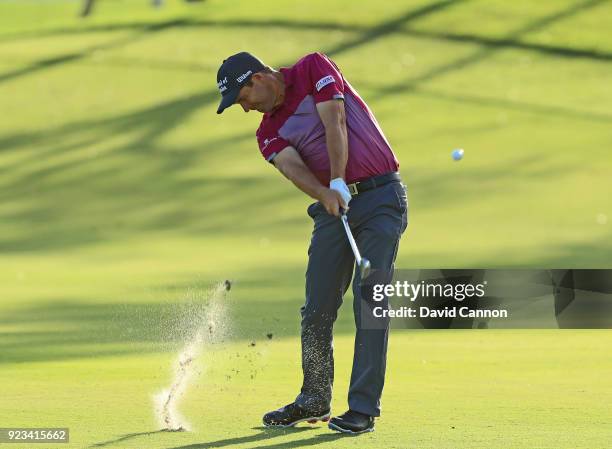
[410, 87, 612, 123]
[0, 19, 189, 85]
[1, 0, 608, 257]
[0, 86, 302, 253]
[88, 426, 341, 449]
[165, 426, 321, 449]
[90, 429, 167, 448]
[0, 80, 592, 255]
[0, 2, 459, 88]
[0, 265, 362, 364]
[375, 0, 610, 98]
[87, 428, 339, 449]
[3, 1, 610, 64]
[0, 297, 292, 364]
[247, 433, 346, 449]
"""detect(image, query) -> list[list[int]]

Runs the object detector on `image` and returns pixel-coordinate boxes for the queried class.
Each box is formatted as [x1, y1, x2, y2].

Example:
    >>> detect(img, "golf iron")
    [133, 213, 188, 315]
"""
[340, 211, 371, 279]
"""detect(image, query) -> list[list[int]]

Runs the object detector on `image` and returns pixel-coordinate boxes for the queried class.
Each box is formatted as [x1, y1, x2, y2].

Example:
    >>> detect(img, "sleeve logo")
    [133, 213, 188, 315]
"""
[315, 75, 335, 92]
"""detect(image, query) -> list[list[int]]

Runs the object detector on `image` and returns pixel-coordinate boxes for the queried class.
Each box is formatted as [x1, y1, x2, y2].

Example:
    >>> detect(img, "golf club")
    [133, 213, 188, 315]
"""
[340, 211, 371, 279]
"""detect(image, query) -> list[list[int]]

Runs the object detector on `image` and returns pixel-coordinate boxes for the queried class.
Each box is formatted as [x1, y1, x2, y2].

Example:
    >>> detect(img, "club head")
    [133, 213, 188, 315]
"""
[360, 258, 371, 279]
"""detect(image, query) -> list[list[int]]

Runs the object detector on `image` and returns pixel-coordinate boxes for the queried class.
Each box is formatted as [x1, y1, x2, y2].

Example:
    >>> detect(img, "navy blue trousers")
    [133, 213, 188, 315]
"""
[295, 179, 408, 417]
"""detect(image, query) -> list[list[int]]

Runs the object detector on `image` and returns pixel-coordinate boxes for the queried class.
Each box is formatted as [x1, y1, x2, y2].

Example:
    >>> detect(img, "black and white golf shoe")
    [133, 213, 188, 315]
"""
[263, 402, 330, 428]
[328, 409, 375, 434]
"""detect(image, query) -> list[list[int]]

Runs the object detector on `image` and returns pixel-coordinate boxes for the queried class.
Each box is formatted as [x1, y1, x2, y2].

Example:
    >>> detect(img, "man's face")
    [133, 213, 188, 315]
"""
[235, 74, 276, 113]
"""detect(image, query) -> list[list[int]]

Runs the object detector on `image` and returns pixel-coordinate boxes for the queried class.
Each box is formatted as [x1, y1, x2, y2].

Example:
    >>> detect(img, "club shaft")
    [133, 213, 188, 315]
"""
[341, 214, 362, 265]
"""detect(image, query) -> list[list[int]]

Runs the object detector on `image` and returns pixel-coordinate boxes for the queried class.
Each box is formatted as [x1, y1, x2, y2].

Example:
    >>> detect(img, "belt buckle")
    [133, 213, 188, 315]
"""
[347, 182, 359, 196]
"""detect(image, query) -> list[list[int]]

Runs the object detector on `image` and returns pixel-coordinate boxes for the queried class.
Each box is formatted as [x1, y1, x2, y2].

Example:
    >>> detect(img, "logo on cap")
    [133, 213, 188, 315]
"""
[217, 76, 228, 93]
[236, 70, 253, 83]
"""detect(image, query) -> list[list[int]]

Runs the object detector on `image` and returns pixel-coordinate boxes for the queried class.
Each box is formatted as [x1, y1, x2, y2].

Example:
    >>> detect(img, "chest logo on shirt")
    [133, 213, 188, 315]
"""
[263, 137, 278, 149]
[315, 75, 335, 92]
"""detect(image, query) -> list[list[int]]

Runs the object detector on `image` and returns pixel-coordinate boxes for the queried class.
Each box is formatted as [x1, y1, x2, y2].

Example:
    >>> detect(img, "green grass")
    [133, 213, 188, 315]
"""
[1, 0, 611, 448]
[2, 330, 611, 449]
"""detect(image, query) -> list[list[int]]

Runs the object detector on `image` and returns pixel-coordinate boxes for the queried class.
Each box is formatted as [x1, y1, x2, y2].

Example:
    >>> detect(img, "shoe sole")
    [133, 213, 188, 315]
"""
[263, 413, 330, 428]
[328, 421, 375, 435]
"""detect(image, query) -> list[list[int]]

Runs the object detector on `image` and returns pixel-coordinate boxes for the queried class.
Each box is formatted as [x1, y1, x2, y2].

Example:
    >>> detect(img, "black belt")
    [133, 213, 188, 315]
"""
[347, 172, 401, 196]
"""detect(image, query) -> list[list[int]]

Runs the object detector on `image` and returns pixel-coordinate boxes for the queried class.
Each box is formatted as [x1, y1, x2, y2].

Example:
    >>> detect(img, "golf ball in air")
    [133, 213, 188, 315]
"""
[452, 148, 464, 161]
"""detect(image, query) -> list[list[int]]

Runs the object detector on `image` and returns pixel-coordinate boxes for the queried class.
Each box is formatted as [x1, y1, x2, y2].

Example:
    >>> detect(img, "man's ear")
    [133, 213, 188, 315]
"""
[251, 72, 265, 83]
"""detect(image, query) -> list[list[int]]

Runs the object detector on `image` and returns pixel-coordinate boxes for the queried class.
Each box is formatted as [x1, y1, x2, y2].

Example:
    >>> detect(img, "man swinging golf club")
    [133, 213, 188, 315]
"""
[216, 51, 408, 434]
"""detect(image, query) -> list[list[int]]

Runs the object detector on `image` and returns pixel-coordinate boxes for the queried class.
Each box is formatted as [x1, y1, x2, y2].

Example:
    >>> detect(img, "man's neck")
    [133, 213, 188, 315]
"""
[271, 71, 286, 110]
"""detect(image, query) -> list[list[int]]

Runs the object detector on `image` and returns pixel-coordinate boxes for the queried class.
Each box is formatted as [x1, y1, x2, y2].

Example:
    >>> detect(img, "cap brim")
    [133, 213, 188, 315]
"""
[216, 88, 240, 114]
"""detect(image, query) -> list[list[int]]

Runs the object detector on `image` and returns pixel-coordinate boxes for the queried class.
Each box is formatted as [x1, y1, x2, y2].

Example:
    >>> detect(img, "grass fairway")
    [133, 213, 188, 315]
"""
[1, 1, 611, 448]
[2, 329, 611, 449]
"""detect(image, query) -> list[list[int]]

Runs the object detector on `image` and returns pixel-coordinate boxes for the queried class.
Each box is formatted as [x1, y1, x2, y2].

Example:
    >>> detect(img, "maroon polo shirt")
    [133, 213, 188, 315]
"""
[256, 52, 399, 185]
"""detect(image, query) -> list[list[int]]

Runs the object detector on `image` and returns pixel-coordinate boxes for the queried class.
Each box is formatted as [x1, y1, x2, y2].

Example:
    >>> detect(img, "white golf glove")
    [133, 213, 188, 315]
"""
[329, 177, 352, 210]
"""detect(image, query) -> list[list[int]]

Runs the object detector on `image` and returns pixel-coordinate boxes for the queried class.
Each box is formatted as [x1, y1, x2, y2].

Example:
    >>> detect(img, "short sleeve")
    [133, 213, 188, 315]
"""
[307, 53, 345, 104]
[256, 126, 290, 163]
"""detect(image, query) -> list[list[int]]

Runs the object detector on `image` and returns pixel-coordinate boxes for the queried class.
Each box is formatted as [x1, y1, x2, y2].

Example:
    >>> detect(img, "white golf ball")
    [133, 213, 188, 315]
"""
[452, 148, 464, 161]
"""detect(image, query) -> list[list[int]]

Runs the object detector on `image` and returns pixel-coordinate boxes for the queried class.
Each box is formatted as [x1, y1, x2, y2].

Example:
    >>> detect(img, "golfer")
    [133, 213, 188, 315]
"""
[216, 52, 408, 434]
